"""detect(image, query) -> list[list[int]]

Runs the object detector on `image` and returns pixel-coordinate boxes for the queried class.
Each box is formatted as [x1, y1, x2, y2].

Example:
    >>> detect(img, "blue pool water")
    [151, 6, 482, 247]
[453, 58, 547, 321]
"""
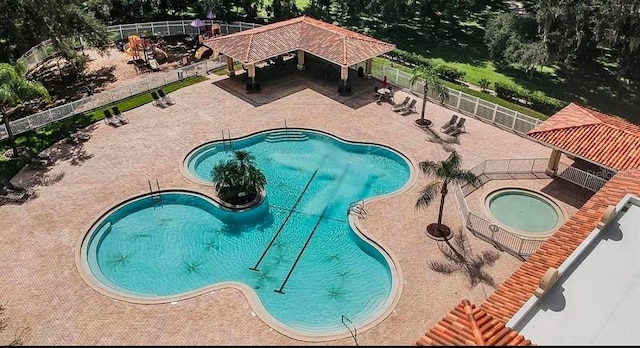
[487, 189, 561, 233]
[84, 129, 411, 337]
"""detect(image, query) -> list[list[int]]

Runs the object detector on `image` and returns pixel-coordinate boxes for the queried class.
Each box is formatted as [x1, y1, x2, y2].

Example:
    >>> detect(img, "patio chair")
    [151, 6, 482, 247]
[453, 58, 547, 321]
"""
[399, 99, 417, 115]
[391, 96, 410, 111]
[441, 114, 458, 131]
[65, 130, 91, 144]
[103, 109, 121, 127]
[447, 118, 467, 136]
[157, 89, 175, 105]
[27, 156, 49, 169]
[374, 86, 381, 99]
[0, 188, 28, 203]
[151, 91, 167, 108]
[112, 106, 129, 124]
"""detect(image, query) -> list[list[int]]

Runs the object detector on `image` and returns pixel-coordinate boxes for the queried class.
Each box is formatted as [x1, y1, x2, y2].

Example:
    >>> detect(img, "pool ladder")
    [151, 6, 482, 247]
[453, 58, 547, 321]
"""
[341, 315, 359, 346]
[221, 129, 232, 150]
[148, 179, 162, 204]
[348, 200, 366, 219]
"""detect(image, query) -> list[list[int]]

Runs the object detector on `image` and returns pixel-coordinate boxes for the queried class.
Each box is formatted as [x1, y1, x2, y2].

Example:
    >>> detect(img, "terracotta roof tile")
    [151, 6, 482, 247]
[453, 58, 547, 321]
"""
[527, 103, 640, 170]
[203, 16, 395, 66]
[416, 299, 534, 346]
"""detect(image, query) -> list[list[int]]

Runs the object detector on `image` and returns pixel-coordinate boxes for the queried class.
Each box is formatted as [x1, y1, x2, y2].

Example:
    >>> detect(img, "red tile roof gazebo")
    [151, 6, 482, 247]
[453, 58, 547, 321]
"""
[202, 16, 396, 88]
[527, 102, 640, 172]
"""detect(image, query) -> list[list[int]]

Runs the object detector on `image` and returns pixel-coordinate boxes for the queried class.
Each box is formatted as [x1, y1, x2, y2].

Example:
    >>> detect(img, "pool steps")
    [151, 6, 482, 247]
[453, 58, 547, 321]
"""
[265, 130, 309, 143]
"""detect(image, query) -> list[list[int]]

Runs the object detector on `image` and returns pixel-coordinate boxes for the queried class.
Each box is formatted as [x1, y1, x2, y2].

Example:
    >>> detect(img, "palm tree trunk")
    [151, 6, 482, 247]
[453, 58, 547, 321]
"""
[1, 106, 18, 158]
[436, 180, 448, 235]
[421, 85, 428, 121]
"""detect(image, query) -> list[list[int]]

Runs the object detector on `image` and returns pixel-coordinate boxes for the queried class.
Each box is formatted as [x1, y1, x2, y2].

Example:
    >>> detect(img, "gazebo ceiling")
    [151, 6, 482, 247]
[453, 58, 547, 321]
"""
[202, 16, 396, 67]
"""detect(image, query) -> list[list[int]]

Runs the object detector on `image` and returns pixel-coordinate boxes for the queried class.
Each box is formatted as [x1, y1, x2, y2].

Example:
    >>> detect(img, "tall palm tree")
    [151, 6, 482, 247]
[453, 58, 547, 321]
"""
[415, 151, 478, 238]
[409, 65, 449, 127]
[0, 63, 50, 158]
[211, 150, 267, 205]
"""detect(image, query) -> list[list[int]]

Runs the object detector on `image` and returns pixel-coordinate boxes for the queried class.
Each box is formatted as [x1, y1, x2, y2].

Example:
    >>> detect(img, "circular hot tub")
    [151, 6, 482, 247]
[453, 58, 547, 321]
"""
[485, 188, 565, 238]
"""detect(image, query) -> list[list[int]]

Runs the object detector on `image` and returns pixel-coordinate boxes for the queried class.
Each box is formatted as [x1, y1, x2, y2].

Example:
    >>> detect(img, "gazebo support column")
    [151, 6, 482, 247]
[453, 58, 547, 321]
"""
[545, 149, 562, 176]
[365, 58, 373, 79]
[338, 66, 351, 95]
[226, 56, 235, 76]
[297, 49, 305, 70]
[246, 63, 260, 92]
[247, 64, 256, 83]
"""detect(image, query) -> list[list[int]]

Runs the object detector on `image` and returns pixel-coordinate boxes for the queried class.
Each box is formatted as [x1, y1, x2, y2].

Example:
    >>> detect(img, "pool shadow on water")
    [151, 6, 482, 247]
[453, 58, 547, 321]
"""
[218, 210, 277, 237]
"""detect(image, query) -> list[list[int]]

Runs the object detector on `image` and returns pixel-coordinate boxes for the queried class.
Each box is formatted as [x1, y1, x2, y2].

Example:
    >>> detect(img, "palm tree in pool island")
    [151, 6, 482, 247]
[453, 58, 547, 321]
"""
[415, 151, 477, 239]
[0, 62, 50, 158]
[410, 65, 449, 128]
[211, 150, 267, 206]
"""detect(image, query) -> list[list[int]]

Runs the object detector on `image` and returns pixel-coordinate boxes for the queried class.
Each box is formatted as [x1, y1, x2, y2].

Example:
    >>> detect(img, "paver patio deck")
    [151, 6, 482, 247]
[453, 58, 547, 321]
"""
[1, 73, 556, 345]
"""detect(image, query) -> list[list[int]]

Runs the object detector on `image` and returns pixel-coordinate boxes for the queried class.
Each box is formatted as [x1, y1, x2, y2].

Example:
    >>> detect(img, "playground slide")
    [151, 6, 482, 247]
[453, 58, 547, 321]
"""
[123, 43, 143, 60]
[153, 47, 168, 59]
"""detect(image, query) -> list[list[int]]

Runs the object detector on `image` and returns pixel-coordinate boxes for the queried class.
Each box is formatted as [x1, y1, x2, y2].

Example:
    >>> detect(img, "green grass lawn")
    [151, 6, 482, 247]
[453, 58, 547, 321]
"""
[0, 76, 207, 184]
[214, 62, 244, 76]
[333, 12, 639, 122]
[371, 57, 548, 120]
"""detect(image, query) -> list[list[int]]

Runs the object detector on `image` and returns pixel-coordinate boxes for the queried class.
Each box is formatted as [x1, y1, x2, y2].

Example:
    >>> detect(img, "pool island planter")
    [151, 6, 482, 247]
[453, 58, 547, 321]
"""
[215, 187, 266, 211]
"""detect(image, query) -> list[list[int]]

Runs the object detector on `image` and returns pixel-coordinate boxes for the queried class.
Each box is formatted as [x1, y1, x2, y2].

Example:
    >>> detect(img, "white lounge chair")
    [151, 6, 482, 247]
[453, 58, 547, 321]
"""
[399, 99, 417, 115]
[441, 114, 458, 131]
[447, 118, 467, 136]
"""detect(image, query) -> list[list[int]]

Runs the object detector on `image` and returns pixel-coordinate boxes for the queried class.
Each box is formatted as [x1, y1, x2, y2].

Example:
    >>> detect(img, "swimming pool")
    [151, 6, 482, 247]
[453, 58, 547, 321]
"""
[485, 188, 564, 237]
[79, 128, 412, 340]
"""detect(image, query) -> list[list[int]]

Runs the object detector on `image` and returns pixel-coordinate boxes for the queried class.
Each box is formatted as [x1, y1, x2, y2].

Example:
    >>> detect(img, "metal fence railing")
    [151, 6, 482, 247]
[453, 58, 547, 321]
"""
[17, 20, 262, 72]
[454, 158, 577, 259]
[460, 158, 549, 196]
[467, 212, 546, 259]
[0, 57, 225, 140]
[557, 162, 607, 192]
[379, 65, 545, 135]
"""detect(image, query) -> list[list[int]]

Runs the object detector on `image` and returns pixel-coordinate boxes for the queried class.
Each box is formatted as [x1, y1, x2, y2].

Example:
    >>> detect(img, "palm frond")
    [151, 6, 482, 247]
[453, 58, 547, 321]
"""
[415, 181, 442, 210]
[451, 170, 479, 186]
[418, 160, 438, 176]
[429, 260, 460, 275]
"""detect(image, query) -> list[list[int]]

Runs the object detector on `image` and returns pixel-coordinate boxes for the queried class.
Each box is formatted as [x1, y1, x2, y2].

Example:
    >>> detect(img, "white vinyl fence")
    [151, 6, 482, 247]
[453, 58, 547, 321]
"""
[5, 20, 263, 141]
[17, 20, 262, 72]
[379, 65, 545, 135]
[556, 162, 607, 192]
[0, 58, 225, 140]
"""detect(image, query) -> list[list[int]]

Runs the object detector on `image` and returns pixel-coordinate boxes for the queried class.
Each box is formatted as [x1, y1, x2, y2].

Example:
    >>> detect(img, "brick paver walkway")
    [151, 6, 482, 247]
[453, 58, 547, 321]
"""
[1, 73, 558, 345]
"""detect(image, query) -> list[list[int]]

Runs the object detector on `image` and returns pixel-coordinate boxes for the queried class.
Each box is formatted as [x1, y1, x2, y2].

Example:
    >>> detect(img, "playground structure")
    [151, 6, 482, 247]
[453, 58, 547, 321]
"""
[198, 23, 222, 43]
[123, 35, 169, 72]
[193, 23, 221, 61]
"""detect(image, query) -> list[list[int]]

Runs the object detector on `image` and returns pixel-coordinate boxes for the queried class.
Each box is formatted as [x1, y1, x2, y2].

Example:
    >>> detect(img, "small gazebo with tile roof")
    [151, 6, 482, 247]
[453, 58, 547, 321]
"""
[415, 299, 534, 346]
[527, 102, 640, 177]
[202, 15, 396, 91]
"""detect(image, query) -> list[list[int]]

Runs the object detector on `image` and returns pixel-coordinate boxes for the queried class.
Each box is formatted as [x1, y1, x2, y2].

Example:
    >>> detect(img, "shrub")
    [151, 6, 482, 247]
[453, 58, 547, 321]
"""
[434, 64, 466, 83]
[386, 49, 432, 69]
[494, 82, 568, 114]
[478, 78, 490, 92]
[526, 91, 568, 114]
